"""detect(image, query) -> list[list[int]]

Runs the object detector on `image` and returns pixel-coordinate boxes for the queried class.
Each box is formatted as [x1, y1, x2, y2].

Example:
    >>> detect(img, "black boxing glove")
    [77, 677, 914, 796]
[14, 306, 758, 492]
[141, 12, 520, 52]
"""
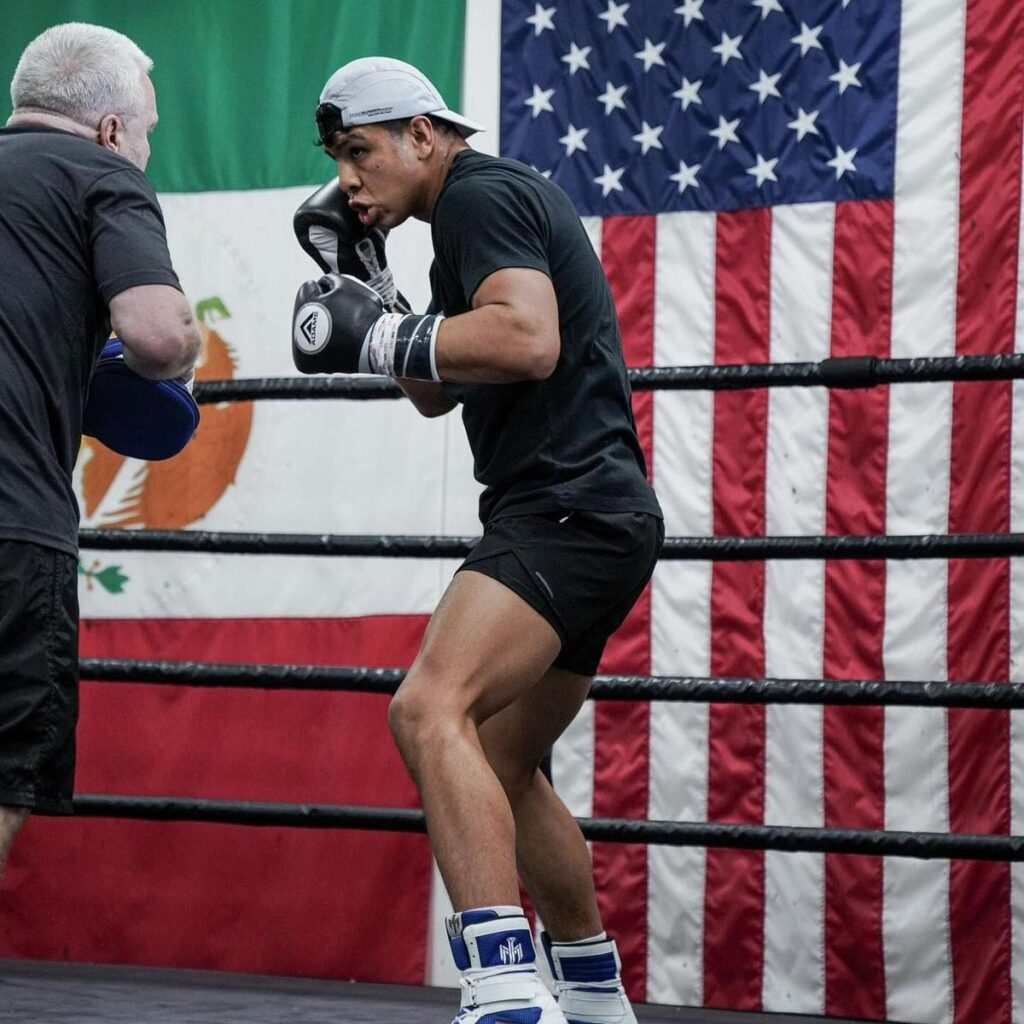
[292, 274, 443, 379]
[293, 179, 409, 313]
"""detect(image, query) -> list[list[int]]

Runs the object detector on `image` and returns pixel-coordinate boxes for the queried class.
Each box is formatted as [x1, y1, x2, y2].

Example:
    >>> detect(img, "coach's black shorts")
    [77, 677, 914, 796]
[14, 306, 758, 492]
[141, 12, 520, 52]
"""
[457, 510, 664, 677]
[0, 539, 79, 815]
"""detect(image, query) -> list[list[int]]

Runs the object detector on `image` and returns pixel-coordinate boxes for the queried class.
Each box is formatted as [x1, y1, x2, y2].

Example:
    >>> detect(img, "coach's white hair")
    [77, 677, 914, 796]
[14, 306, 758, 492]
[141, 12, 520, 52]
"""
[10, 22, 153, 126]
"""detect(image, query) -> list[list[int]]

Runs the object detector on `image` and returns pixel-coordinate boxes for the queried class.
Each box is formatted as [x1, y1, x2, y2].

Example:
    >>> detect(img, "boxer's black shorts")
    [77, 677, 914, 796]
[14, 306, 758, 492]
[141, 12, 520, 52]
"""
[458, 509, 664, 676]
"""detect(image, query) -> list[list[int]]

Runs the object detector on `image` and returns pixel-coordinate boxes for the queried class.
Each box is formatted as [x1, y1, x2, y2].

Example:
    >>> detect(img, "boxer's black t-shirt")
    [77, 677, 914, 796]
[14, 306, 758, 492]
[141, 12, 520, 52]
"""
[0, 126, 180, 555]
[430, 149, 661, 526]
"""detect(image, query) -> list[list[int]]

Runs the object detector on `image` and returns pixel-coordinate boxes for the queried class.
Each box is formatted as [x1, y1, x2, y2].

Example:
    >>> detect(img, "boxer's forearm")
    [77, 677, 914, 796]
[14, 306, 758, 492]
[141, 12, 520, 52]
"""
[397, 379, 457, 418]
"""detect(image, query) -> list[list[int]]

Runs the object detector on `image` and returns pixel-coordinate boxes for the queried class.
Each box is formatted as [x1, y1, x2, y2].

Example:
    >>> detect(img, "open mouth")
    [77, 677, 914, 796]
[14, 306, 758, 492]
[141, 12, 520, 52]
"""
[350, 203, 376, 227]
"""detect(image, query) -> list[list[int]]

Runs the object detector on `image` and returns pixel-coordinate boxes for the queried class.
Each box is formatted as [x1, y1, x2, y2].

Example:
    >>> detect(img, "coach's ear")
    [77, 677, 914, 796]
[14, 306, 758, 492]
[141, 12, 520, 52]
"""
[96, 112, 124, 154]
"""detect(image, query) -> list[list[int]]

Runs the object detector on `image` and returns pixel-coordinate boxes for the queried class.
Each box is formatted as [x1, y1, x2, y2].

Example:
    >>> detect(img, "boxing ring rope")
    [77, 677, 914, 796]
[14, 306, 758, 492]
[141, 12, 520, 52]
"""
[78, 658, 1024, 708]
[69, 794, 1022, 862]
[79, 529, 1024, 559]
[189, 350, 1024, 403]
[74, 353, 1024, 873]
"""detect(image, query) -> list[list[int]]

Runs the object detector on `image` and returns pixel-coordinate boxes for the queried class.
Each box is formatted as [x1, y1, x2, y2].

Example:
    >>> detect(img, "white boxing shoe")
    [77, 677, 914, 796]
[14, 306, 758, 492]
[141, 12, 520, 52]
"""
[541, 933, 638, 1024]
[448, 907, 569, 1024]
[453, 966, 568, 1024]
[550, 980, 636, 1024]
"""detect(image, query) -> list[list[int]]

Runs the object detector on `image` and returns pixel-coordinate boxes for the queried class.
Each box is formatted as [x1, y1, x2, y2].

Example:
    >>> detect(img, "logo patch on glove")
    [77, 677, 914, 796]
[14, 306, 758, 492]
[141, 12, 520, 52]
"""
[293, 302, 332, 354]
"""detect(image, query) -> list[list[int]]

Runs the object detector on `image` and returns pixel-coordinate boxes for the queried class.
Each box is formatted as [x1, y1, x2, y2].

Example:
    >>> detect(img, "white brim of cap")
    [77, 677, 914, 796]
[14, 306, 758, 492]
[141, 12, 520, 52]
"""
[431, 107, 486, 136]
[342, 106, 486, 137]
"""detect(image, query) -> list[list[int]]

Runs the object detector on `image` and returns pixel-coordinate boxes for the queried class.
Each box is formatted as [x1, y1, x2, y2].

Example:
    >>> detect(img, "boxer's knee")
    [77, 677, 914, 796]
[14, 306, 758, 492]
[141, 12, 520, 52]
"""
[388, 664, 462, 766]
[387, 684, 423, 761]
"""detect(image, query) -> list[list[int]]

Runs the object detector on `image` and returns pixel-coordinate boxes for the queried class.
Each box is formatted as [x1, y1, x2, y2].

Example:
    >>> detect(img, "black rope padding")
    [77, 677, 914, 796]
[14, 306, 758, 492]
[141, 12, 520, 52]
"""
[631, 353, 1024, 391]
[72, 795, 426, 832]
[78, 530, 478, 557]
[77, 529, 1024, 560]
[195, 377, 399, 402]
[70, 794, 1023, 861]
[661, 533, 1024, 560]
[81, 659, 405, 695]
[79, 658, 1024, 709]
[194, 354, 1024, 403]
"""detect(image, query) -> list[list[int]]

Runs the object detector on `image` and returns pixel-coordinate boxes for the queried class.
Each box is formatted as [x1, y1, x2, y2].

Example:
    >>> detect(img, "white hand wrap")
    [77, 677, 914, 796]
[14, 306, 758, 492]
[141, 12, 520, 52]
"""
[363, 312, 444, 381]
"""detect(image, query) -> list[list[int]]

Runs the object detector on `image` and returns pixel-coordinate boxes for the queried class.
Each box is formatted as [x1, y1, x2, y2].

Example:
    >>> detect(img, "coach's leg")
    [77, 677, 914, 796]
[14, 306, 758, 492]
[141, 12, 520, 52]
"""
[478, 666, 601, 939]
[388, 568, 562, 910]
[0, 805, 29, 878]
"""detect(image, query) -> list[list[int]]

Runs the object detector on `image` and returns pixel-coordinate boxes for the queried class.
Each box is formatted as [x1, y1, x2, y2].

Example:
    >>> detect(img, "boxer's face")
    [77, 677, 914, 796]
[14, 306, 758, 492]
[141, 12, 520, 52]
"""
[325, 116, 438, 229]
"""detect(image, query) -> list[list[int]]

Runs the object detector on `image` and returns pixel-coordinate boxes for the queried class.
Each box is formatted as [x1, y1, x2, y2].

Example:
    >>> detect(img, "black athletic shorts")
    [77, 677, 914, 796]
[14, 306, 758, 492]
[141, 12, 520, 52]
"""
[0, 539, 79, 814]
[457, 510, 664, 677]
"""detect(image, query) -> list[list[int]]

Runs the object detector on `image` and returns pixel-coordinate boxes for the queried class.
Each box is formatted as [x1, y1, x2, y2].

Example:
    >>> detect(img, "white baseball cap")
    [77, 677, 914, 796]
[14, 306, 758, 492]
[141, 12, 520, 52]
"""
[317, 56, 485, 138]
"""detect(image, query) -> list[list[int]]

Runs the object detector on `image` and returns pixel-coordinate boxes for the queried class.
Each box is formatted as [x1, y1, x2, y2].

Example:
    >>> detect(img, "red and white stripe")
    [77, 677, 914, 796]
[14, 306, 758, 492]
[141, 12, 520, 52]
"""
[762, 202, 831, 1015]
[649, 208, 716, 1007]
[587, 215, 659, 1002]
[881, 2, 962, 1020]
[946, 1, 1023, 1022]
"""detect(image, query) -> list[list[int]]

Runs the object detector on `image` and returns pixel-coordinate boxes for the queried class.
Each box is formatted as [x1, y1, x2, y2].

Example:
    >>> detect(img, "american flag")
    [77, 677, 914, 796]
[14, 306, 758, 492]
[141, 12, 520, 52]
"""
[498, 2, 1024, 1023]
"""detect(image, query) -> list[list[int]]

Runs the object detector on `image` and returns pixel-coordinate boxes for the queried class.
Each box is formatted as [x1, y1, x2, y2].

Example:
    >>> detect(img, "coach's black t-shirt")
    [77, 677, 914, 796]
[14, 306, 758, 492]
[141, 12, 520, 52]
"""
[0, 125, 181, 555]
[431, 149, 661, 525]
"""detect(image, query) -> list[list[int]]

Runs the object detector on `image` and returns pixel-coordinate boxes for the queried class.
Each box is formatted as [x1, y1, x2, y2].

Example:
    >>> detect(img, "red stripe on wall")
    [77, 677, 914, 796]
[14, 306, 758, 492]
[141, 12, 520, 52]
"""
[947, 0, 1024, 1019]
[0, 615, 433, 983]
[703, 208, 770, 1011]
[821, 197, 893, 1021]
[592, 215, 656, 1001]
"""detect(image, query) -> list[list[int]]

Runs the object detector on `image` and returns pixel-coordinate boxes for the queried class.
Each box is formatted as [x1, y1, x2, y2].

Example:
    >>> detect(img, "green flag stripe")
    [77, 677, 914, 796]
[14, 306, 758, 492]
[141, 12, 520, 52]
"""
[1, 0, 466, 192]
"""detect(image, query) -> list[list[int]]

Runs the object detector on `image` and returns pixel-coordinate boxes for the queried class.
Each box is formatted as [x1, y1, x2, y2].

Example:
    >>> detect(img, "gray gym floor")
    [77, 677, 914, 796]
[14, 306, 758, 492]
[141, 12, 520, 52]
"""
[0, 959, 896, 1024]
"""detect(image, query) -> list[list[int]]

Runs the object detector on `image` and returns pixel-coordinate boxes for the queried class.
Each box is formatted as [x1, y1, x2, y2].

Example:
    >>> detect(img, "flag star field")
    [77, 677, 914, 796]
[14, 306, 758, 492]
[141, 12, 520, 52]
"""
[500, 0, 899, 215]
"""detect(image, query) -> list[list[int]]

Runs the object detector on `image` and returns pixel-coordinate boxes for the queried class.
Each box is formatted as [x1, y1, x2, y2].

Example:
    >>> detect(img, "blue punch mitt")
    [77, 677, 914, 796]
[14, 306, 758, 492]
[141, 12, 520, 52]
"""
[82, 339, 199, 460]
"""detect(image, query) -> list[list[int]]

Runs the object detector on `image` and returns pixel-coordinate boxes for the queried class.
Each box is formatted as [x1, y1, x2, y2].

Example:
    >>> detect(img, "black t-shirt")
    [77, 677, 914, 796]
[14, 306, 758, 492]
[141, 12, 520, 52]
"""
[430, 149, 661, 525]
[0, 125, 181, 555]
